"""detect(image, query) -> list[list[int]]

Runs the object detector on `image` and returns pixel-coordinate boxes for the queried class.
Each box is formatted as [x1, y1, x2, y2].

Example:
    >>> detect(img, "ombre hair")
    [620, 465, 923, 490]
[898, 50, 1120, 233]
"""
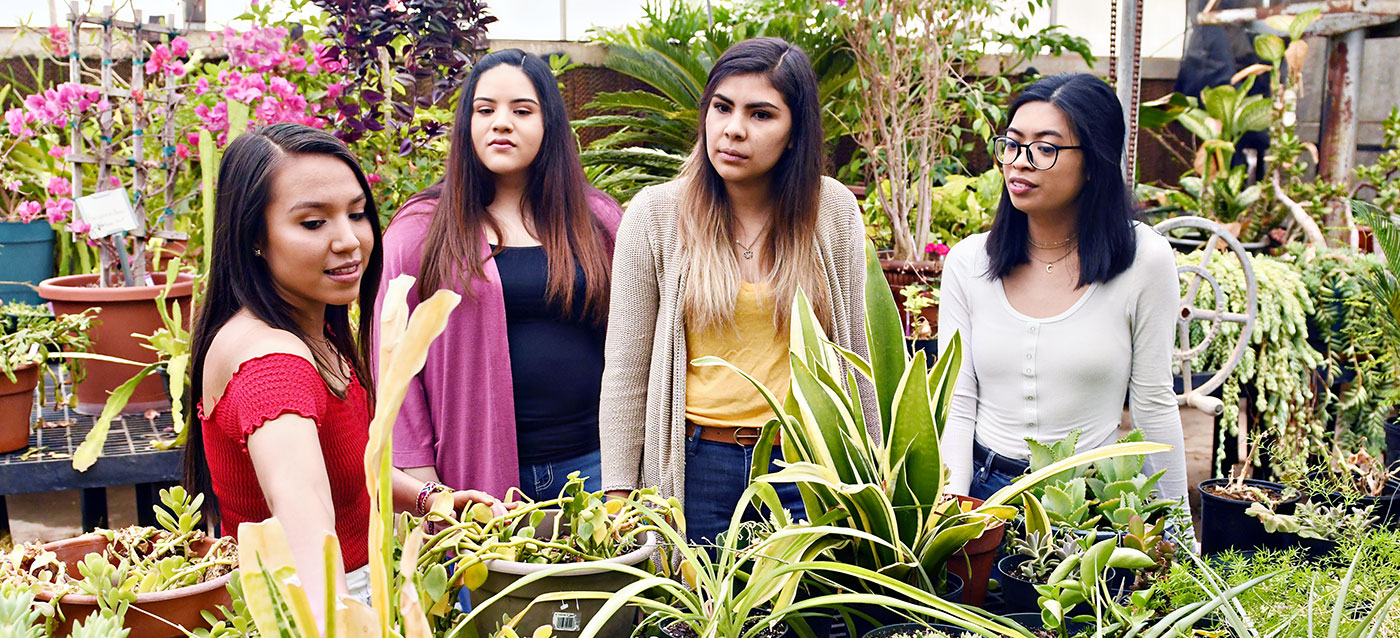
[679, 37, 829, 332]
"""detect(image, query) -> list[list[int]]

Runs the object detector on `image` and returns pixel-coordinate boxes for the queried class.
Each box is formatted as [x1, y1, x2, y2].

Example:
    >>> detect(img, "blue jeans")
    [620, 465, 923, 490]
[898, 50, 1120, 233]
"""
[517, 448, 603, 502]
[683, 425, 805, 547]
[967, 440, 1028, 501]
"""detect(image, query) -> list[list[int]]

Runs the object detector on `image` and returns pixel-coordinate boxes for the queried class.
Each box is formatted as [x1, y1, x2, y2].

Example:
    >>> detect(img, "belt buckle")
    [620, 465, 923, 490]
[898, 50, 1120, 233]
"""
[733, 428, 762, 446]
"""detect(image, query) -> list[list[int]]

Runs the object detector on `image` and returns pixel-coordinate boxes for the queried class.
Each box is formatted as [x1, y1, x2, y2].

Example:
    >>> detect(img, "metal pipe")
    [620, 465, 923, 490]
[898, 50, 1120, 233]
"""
[1115, 0, 1143, 184]
[1319, 29, 1364, 239]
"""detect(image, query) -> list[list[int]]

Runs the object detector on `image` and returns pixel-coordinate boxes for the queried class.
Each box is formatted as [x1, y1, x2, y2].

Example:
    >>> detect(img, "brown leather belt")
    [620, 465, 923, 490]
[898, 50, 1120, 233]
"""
[686, 420, 780, 447]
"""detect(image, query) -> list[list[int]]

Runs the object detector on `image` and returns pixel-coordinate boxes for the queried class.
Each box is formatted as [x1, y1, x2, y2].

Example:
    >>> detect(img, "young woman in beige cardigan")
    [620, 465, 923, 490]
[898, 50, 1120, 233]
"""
[598, 37, 874, 545]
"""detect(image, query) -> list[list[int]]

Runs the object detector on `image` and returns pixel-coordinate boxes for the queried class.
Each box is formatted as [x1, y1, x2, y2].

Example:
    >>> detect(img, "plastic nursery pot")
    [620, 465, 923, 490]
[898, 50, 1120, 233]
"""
[0, 363, 38, 453]
[35, 533, 233, 638]
[1384, 417, 1400, 471]
[995, 555, 1124, 616]
[1326, 479, 1400, 529]
[38, 272, 194, 415]
[944, 494, 1005, 608]
[1198, 478, 1302, 555]
[862, 621, 973, 638]
[843, 574, 963, 638]
[468, 510, 658, 638]
[0, 220, 55, 305]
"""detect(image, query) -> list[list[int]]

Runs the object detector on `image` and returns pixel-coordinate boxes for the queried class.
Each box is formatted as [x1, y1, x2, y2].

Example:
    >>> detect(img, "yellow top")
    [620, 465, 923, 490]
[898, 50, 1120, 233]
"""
[684, 281, 791, 428]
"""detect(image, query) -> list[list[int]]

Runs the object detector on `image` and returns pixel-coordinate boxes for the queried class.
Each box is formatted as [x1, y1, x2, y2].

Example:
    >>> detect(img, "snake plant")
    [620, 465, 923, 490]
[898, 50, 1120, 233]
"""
[694, 241, 1172, 603]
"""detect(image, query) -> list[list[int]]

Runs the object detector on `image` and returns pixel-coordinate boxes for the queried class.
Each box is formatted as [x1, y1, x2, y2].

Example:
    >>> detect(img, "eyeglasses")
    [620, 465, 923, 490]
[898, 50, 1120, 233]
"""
[990, 136, 1082, 171]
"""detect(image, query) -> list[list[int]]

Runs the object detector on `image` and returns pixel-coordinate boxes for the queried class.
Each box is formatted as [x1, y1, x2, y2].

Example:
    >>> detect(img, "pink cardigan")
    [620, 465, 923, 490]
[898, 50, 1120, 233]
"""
[373, 191, 624, 497]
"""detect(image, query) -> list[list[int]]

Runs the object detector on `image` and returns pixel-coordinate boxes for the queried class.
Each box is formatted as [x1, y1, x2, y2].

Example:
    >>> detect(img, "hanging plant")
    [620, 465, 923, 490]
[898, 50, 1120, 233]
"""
[1179, 249, 1327, 472]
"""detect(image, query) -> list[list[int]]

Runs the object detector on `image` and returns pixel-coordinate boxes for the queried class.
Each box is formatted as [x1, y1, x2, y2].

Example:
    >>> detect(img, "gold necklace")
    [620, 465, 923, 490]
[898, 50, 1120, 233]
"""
[734, 226, 768, 260]
[1028, 243, 1077, 274]
[1028, 233, 1078, 249]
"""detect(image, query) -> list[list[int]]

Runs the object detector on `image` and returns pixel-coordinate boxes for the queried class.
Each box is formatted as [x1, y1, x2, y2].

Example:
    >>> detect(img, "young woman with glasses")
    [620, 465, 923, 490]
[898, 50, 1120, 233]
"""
[937, 73, 1189, 506]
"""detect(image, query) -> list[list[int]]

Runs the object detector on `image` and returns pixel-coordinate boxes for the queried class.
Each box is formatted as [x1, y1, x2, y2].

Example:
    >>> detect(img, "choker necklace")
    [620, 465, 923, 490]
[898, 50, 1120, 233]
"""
[1028, 242, 1077, 274]
[1029, 233, 1077, 250]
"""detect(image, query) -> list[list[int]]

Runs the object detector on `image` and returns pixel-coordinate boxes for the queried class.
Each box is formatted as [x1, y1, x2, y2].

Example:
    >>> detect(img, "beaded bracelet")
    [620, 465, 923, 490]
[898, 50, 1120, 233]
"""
[416, 481, 451, 516]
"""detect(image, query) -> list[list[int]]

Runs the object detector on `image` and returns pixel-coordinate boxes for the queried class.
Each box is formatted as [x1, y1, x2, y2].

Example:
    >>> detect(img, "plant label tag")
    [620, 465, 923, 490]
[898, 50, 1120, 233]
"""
[75, 188, 139, 239]
[552, 611, 580, 632]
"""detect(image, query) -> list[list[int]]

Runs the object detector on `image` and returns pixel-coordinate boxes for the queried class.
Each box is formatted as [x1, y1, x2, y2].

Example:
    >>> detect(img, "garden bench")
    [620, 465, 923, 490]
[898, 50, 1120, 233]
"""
[0, 379, 181, 538]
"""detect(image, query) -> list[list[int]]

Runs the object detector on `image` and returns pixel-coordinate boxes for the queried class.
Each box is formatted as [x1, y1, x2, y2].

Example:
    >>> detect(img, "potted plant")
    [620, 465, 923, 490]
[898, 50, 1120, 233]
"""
[996, 526, 1086, 614]
[0, 305, 93, 453]
[1314, 446, 1400, 527]
[0, 88, 60, 306]
[455, 481, 1030, 638]
[1198, 469, 1303, 555]
[695, 243, 1171, 614]
[413, 472, 667, 638]
[57, 260, 196, 471]
[0, 486, 236, 637]
[1246, 499, 1378, 559]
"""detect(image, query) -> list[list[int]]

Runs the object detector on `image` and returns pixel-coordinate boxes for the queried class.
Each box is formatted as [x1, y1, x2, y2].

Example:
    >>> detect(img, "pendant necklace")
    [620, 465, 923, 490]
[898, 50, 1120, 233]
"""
[1029, 243, 1076, 274]
[734, 227, 767, 260]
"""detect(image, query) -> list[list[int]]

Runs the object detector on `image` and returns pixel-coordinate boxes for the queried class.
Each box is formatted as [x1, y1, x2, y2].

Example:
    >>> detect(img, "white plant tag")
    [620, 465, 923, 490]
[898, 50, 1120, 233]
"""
[74, 187, 139, 239]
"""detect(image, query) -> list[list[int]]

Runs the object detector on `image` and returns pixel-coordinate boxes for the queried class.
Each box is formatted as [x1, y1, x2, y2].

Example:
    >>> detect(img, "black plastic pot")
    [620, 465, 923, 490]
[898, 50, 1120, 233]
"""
[1326, 479, 1400, 529]
[1297, 536, 1339, 561]
[846, 574, 963, 638]
[862, 622, 971, 638]
[996, 555, 1125, 616]
[1198, 478, 1302, 555]
[1385, 418, 1400, 471]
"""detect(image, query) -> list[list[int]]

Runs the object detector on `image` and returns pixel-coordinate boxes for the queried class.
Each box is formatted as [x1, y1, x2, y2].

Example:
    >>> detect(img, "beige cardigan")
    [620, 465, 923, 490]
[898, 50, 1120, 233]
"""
[599, 176, 878, 502]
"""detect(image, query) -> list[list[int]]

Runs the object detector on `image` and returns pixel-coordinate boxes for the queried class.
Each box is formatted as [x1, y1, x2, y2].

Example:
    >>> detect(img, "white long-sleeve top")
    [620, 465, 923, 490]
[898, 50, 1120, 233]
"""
[936, 222, 1189, 501]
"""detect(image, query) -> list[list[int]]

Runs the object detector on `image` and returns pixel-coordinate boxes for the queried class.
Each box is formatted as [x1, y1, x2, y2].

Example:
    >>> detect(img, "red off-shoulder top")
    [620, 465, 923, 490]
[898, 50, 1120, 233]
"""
[198, 352, 370, 570]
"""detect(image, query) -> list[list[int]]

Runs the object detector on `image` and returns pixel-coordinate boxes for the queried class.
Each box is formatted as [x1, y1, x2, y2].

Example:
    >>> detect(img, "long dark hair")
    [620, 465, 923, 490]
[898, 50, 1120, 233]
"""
[405, 49, 611, 324]
[985, 73, 1137, 286]
[679, 36, 828, 331]
[183, 122, 383, 507]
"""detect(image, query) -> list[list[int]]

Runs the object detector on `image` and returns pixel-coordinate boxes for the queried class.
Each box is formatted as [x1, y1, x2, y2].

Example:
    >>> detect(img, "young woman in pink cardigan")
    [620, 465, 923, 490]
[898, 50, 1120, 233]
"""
[376, 50, 623, 513]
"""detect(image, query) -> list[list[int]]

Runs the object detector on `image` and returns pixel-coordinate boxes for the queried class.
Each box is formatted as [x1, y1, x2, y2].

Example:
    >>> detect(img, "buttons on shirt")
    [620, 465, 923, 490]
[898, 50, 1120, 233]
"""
[1025, 353, 1032, 360]
[1026, 394, 1034, 401]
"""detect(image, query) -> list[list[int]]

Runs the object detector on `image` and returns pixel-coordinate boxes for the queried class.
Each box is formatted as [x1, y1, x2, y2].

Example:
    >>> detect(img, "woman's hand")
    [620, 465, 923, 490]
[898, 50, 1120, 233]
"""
[452, 489, 515, 518]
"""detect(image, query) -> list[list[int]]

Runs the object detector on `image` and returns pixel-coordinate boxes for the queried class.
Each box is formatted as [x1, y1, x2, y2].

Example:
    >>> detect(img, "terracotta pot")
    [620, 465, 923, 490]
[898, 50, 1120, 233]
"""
[879, 258, 942, 339]
[943, 494, 1004, 608]
[144, 239, 190, 273]
[36, 533, 232, 637]
[0, 363, 38, 453]
[38, 273, 194, 415]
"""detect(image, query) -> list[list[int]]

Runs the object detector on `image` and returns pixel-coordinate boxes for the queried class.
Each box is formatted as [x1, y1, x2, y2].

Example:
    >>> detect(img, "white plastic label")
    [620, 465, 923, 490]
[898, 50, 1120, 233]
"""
[74, 187, 139, 239]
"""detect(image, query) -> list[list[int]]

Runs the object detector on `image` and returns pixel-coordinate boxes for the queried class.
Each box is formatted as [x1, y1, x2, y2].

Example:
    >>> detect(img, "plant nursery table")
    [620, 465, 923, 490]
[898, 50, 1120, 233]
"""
[0, 379, 181, 537]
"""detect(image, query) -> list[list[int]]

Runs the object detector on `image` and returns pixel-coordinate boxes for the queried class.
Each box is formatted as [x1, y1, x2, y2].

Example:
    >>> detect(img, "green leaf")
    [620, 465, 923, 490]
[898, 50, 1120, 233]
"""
[1255, 34, 1286, 64]
[72, 363, 160, 471]
[863, 241, 905, 433]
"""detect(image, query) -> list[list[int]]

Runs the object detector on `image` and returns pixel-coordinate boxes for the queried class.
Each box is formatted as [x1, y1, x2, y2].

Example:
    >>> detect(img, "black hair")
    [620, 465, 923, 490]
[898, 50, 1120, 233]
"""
[183, 122, 383, 515]
[985, 73, 1137, 286]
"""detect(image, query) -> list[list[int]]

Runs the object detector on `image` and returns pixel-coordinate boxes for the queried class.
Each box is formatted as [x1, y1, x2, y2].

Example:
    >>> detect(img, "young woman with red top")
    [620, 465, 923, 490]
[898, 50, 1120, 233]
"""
[183, 123, 507, 610]
[376, 50, 622, 505]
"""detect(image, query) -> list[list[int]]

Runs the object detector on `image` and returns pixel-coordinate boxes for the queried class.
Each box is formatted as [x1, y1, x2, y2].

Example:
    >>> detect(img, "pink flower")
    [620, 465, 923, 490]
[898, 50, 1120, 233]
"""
[46, 25, 69, 57]
[386, 0, 405, 11]
[69, 218, 91, 234]
[145, 45, 171, 75]
[171, 36, 190, 57]
[46, 176, 71, 198]
[48, 145, 71, 159]
[175, 142, 190, 159]
[367, 173, 382, 185]
[194, 77, 210, 95]
[15, 200, 41, 223]
[4, 108, 35, 137]
[326, 81, 345, 101]
[926, 242, 950, 257]
[108, 176, 120, 188]
[44, 198, 73, 224]
[3, 179, 20, 192]
[187, 132, 200, 146]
